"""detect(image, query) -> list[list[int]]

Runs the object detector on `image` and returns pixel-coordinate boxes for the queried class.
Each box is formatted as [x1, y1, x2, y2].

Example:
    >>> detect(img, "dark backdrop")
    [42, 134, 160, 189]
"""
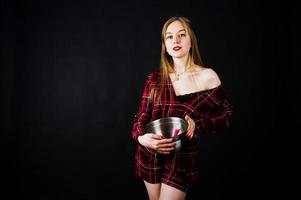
[1, 0, 298, 199]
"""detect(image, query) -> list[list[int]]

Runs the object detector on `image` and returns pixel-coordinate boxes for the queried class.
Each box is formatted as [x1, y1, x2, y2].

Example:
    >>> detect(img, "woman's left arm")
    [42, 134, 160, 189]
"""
[196, 97, 233, 133]
[191, 68, 234, 138]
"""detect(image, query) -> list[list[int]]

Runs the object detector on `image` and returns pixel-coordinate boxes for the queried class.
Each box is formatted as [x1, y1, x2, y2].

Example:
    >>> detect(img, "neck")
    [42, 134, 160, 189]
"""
[173, 54, 191, 73]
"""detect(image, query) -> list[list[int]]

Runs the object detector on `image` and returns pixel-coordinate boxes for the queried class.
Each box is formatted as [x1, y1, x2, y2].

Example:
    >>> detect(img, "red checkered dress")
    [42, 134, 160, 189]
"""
[132, 72, 234, 192]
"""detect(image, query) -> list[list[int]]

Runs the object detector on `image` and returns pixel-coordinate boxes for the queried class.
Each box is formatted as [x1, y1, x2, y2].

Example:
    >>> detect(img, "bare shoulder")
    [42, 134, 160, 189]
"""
[191, 66, 221, 89]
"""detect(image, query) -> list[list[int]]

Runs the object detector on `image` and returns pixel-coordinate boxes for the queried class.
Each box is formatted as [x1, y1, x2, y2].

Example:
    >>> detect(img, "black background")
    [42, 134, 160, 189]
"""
[1, 0, 298, 199]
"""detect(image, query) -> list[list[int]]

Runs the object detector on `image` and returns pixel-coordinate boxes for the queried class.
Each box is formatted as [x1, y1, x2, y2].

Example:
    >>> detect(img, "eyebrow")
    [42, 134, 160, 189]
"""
[166, 29, 186, 35]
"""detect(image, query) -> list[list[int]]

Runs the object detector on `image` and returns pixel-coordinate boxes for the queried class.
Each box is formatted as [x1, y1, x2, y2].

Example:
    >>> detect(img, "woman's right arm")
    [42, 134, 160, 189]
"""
[131, 73, 176, 154]
[131, 73, 155, 144]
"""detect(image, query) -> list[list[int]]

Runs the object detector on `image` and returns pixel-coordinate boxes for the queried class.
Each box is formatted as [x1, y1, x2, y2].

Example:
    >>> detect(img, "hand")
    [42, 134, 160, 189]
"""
[185, 115, 195, 140]
[138, 133, 176, 154]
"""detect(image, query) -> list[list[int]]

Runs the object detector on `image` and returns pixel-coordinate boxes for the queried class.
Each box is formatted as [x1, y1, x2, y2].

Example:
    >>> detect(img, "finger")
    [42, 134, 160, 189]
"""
[158, 146, 175, 152]
[186, 129, 194, 140]
[188, 123, 194, 132]
[191, 121, 195, 129]
[185, 115, 190, 121]
[186, 130, 192, 138]
[156, 138, 174, 144]
[187, 124, 192, 133]
[152, 134, 164, 140]
[189, 130, 195, 140]
[157, 150, 170, 155]
[186, 117, 193, 130]
[157, 147, 175, 154]
[153, 141, 175, 150]
[186, 124, 192, 135]
[157, 142, 176, 148]
[187, 132, 193, 140]
[186, 123, 195, 137]
[186, 115, 193, 124]
[185, 116, 195, 140]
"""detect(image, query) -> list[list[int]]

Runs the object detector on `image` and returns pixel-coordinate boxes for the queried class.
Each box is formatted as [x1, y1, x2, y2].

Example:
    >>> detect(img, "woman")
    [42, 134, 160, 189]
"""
[132, 16, 233, 200]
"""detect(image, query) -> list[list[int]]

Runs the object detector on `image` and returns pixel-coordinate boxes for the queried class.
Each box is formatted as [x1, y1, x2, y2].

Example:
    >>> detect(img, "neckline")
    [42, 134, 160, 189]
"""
[175, 85, 221, 97]
[168, 75, 222, 97]
[176, 87, 216, 97]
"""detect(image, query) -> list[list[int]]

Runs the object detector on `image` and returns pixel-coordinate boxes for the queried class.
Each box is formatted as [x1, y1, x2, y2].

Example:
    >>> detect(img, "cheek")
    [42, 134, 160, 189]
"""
[183, 39, 191, 49]
[165, 42, 173, 53]
[165, 42, 172, 49]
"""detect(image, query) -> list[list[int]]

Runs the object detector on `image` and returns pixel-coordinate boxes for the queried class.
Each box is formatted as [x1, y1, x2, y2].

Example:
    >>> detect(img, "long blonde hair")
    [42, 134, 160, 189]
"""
[151, 16, 204, 104]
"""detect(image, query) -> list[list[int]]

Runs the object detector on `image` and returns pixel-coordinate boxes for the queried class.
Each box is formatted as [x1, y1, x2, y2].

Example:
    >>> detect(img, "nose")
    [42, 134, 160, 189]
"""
[173, 35, 180, 44]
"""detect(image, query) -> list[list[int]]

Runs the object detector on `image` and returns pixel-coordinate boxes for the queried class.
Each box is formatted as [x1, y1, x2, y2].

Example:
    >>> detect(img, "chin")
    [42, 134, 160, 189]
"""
[169, 50, 188, 57]
[172, 53, 188, 59]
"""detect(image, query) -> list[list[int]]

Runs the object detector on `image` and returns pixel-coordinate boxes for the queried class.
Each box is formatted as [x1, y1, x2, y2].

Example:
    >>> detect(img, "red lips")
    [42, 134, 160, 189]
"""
[173, 46, 182, 51]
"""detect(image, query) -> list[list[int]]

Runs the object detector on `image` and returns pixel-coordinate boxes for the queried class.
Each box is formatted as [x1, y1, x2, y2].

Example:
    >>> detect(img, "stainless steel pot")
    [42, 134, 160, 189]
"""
[144, 117, 188, 152]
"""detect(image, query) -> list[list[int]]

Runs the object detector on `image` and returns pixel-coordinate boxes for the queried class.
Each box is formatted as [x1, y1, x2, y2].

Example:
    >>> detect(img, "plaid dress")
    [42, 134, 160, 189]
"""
[132, 71, 233, 192]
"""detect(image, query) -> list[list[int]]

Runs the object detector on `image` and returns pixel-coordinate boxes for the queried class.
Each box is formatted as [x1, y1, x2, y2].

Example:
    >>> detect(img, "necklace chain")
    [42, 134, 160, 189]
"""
[175, 71, 185, 81]
[174, 67, 190, 81]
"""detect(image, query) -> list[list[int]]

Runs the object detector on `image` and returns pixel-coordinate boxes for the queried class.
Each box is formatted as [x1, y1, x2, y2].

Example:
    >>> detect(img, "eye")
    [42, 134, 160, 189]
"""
[180, 33, 186, 37]
[166, 35, 173, 40]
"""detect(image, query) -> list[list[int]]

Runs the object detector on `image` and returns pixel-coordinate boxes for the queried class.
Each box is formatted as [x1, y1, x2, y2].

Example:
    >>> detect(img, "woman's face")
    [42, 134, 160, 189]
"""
[164, 20, 191, 59]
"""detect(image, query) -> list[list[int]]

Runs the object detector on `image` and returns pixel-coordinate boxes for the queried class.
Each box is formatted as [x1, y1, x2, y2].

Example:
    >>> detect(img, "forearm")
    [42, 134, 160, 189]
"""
[132, 112, 151, 144]
[195, 99, 233, 137]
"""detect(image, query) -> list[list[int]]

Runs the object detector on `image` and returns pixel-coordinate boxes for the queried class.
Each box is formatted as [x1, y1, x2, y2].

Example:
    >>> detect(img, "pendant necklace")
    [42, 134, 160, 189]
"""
[174, 67, 188, 81]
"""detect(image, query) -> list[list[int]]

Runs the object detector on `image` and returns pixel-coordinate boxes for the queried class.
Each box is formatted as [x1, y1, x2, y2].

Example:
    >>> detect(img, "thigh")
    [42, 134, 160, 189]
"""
[144, 180, 161, 200]
[162, 151, 199, 192]
[135, 145, 162, 183]
[159, 183, 186, 200]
